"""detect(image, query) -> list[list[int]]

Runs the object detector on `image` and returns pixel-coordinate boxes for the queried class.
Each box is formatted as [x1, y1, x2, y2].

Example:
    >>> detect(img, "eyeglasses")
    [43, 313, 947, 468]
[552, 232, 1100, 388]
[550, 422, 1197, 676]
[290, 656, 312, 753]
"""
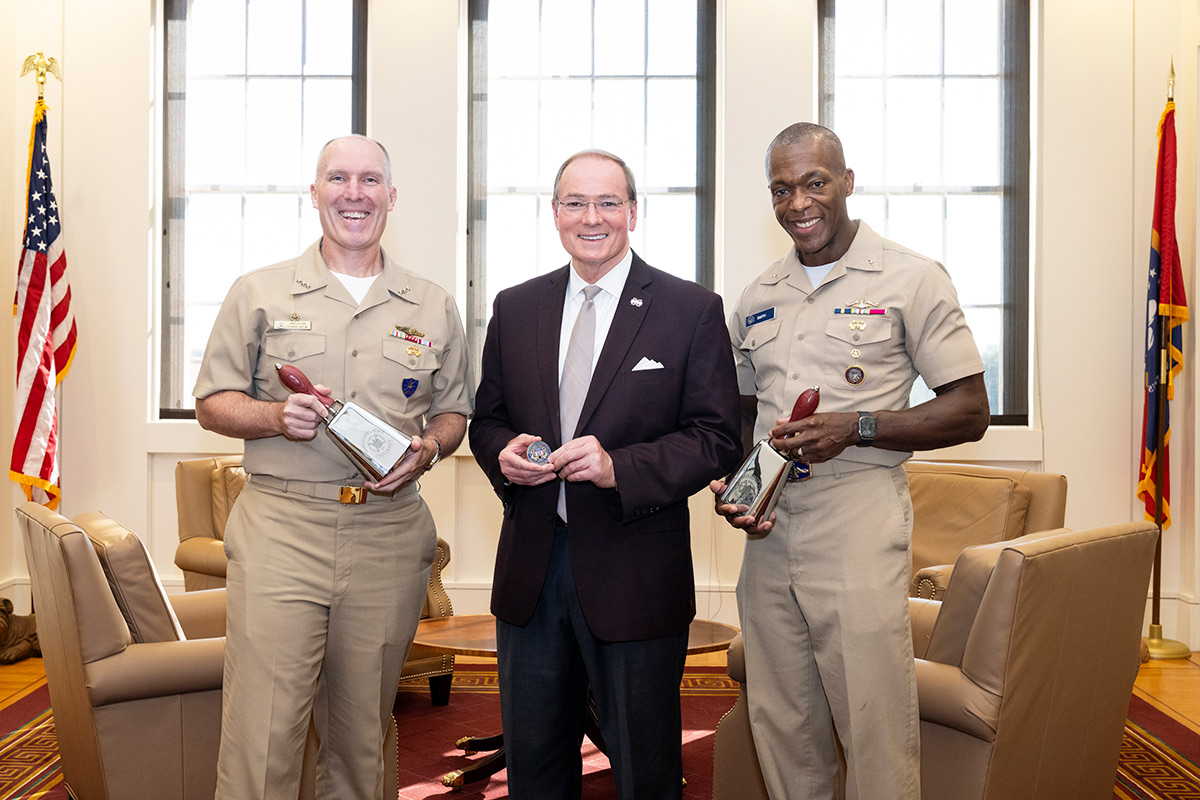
[554, 199, 630, 216]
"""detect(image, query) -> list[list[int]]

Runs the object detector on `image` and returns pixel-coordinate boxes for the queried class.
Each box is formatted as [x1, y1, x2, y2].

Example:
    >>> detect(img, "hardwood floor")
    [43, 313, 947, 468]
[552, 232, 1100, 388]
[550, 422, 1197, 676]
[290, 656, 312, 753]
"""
[1132, 652, 1200, 731]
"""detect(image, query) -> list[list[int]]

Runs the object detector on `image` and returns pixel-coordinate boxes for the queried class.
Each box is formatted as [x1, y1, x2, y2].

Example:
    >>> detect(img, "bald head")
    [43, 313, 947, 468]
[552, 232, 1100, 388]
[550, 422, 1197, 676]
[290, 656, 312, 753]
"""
[316, 135, 393, 186]
[764, 122, 846, 177]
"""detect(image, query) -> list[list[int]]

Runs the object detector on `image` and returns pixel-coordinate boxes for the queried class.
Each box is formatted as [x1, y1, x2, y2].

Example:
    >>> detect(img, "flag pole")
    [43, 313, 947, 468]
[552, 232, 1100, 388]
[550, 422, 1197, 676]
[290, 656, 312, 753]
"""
[1144, 58, 1190, 659]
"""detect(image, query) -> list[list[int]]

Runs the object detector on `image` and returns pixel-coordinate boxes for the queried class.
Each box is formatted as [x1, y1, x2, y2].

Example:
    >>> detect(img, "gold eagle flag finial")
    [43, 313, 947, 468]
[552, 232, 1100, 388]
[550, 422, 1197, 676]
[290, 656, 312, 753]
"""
[20, 52, 62, 100]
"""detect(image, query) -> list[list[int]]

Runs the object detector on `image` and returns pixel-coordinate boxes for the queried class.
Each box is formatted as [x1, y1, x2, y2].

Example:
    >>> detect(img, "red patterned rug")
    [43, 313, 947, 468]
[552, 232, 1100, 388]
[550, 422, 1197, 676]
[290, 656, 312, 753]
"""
[3, 665, 1198, 799]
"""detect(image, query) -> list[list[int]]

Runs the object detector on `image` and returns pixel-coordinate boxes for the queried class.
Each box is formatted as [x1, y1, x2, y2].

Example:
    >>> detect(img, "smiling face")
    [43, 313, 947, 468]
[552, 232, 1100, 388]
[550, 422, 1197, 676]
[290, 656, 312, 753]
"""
[553, 154, 638, 281]
[768, 138, 857, 266]
[310, 137, 397, 262]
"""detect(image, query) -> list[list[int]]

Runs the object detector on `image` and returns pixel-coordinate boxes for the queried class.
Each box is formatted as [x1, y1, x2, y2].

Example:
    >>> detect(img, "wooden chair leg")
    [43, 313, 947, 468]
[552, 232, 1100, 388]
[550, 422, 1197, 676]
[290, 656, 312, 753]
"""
[429, 673, 452, 706]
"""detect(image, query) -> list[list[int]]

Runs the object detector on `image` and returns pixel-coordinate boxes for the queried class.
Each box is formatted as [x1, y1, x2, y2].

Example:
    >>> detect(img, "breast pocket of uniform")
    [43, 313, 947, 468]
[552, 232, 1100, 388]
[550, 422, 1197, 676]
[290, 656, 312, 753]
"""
[260, 333, 326, 399]
[737, 319, 783, 393]
[380, 336, 442, 414]
[825, 316, 893, 390]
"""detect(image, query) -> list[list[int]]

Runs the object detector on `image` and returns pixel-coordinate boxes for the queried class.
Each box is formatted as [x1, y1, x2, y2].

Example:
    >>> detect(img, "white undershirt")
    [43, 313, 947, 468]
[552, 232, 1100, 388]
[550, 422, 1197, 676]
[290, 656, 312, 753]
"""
[558, 249, 634, 380]
[803, 260, 837, 289]
[331, 271, 379, 305]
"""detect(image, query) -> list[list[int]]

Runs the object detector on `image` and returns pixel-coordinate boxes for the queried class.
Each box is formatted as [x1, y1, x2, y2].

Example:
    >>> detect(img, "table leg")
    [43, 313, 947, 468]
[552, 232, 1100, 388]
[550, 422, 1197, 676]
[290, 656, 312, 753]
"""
[440, 735, 507, 789]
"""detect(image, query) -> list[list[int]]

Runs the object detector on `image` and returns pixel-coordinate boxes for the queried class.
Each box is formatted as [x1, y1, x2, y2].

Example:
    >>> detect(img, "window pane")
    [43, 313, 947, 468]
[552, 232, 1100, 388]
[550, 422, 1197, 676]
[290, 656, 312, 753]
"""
[246, 78, 303, 186]
[647, 0, 696, 74]
[833, 78, 883, 183]
[487, 0, 540, 77]
[186, 79, 247, 186]
[595, 0, 645, 76]
[486, 194, 541, 303]
[594, 79, 647, 179]
[886, 0, 941, 75]
[188, 0, 246, 75]
[248, 0, 303, 75]
[244, 194, 303, 267]
[303, 79, 352, 178]
[945, 0, 998, 75]
[847, 194, 885, 232]
[487, 79, 540, 187]
[887, 195, 943, 262]
[538, 79, 593, 182]
[944, 78, 1000, 186]
[835, 0, 884, 75]
[184, 194, 244, 304]
[645, 79, 697, 187]
[640, 194, 695, 280]
[541, 0, 592, 76]
[945, 194, 1002, 306]
[304, 0, 353, 75]
[885, 78, 941, 187]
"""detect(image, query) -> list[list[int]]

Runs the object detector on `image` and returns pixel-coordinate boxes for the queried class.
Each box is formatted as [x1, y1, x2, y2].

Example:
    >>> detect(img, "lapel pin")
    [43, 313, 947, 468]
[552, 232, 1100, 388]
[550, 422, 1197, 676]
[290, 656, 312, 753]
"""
[630, 297, 643, 307]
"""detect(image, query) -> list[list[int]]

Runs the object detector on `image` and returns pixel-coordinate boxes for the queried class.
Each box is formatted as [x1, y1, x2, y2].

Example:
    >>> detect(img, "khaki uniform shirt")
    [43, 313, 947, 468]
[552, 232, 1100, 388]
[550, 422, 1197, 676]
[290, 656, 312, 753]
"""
[730, 221, 984, 469]
[194, 241, 474, 482]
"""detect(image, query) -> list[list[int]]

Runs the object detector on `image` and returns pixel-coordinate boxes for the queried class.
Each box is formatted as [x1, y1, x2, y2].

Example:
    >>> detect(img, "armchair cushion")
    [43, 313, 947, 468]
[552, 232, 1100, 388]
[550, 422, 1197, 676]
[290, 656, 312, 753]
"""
[74, 511, 186, 644]
[908, 469, 1030, 576]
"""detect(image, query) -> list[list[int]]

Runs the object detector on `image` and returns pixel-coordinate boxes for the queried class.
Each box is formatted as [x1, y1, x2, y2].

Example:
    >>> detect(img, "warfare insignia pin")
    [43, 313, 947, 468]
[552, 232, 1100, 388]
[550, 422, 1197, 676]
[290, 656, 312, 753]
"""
[402, 378, 419, 398]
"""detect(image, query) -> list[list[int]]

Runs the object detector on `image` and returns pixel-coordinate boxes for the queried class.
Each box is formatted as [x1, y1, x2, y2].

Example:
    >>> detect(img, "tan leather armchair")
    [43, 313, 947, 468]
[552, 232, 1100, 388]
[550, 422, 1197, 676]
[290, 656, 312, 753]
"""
[17, 501, 228, 800]
[906, 462, 1067, 599]
[714, 522, 1158, 800]
[173, 455, 456, 704]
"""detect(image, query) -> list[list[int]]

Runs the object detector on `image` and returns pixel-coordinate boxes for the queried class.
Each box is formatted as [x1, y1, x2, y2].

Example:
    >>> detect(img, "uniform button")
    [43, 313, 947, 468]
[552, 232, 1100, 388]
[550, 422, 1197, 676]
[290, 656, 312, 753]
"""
[806, 297, 815, 304]
[852, 334, 861, 342]
[409, 358, 417, 366]
[749, 338, 756, 347]
[351, 349, 358, 357]
[288, 350, 295, 358]
[350, 391, 357, 399]
[797, 334, 804, 341]
[792, 373, 799, 381]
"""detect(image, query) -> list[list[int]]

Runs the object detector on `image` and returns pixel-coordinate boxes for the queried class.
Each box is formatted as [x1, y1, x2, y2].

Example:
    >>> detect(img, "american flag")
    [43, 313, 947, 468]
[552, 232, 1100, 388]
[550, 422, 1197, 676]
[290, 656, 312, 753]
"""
[11, 99, 77, 510]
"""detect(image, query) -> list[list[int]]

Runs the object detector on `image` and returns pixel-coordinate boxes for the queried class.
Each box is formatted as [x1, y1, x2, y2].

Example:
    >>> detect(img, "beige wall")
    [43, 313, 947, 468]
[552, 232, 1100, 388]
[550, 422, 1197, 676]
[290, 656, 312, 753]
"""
[1, 1, 1198, 638]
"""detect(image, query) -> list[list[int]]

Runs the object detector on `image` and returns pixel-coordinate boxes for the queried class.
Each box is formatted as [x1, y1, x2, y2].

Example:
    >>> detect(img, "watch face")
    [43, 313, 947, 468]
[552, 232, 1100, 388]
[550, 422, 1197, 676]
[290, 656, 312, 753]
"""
[859, 414, 876, 439]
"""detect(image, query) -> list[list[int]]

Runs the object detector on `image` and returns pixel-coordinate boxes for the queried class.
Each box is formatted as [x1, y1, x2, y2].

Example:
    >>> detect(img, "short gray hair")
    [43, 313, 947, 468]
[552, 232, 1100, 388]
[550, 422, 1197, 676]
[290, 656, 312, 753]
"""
[553, 149, 638, 203]
[315, 135, 393, 185]
[764, 122, 846, 177]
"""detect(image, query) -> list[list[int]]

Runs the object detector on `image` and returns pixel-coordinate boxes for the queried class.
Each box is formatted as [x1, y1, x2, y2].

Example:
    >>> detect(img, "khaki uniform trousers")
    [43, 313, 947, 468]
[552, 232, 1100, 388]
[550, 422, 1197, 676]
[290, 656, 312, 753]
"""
[737, 463, 920, 800]
[216, 480, 436, 800]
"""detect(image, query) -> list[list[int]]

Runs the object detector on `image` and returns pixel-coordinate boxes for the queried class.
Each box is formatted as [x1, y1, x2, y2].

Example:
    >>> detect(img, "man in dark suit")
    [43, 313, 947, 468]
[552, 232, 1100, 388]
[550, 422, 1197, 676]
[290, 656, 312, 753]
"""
[470, 149, 742, 799]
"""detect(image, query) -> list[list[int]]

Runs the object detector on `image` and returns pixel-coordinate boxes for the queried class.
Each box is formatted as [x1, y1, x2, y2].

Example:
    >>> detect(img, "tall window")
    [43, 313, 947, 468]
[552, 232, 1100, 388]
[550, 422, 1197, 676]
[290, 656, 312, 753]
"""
[466, 0, 717, 365]
[160, 0, 366, 416]
[819, 0, 1030, 424]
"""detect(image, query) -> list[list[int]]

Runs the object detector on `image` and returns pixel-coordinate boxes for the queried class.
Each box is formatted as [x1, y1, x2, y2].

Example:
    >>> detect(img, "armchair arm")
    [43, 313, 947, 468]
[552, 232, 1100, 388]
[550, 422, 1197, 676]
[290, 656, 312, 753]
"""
[174, 537, 228, 578]
[726, 633, 747, 684]
[86, 637, 225, 707]
[169, 588, 226, 639]
[908, 597, 941, 658]
[913, 658, 1000, 742]
[910, 564, 954, 600]
[422, 537, 453, 620]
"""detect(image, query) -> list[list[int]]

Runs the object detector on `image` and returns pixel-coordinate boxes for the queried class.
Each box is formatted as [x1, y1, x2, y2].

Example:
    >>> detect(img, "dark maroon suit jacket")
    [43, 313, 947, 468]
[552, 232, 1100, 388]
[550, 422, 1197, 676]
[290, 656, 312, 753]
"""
[469, 253, 742, 642]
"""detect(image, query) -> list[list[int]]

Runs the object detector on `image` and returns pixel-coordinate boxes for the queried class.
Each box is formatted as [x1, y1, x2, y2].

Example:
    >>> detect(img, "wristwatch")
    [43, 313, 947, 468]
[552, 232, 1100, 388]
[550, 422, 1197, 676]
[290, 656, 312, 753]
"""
[856, 412, 877, 448]
[426, 437, 442, 469]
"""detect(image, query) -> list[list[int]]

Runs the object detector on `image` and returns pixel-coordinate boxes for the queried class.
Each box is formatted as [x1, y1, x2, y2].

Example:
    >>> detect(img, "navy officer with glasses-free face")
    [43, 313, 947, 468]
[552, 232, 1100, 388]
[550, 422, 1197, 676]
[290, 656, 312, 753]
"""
[470, 149, 742, 799]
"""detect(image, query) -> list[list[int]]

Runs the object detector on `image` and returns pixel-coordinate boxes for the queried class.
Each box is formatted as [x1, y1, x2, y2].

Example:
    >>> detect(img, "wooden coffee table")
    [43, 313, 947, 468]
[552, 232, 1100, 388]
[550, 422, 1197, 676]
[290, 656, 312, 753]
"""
[412, 613, 739, 789]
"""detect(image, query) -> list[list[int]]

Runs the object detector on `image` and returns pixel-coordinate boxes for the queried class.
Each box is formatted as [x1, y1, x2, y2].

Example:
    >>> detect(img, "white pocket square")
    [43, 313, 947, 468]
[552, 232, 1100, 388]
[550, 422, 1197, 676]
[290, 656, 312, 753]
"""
[632, 357, 664, 371]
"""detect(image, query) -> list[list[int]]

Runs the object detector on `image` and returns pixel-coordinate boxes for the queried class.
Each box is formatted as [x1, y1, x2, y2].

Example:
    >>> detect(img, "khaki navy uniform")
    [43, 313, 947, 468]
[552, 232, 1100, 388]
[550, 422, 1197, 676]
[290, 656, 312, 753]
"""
[194, 241, 473, 800]
[730, 221, 983, 800]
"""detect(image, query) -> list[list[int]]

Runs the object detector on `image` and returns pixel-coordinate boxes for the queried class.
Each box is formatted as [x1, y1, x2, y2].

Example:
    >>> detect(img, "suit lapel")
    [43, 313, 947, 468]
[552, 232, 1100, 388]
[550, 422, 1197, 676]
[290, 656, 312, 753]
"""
[539, 267, 571, 446]
[575, 255, 653, 434]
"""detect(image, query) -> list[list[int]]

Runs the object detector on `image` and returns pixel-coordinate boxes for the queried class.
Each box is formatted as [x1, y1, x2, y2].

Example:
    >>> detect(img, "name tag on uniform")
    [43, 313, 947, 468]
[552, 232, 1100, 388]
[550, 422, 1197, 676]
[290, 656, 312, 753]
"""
[273, 320, 312, 330]
[746, 307, 776, 327]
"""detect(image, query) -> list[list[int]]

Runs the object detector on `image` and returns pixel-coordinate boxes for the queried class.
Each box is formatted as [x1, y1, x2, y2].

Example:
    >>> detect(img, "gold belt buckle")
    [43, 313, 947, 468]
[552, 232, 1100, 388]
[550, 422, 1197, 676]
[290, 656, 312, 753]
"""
[339, 486, 367, 504]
